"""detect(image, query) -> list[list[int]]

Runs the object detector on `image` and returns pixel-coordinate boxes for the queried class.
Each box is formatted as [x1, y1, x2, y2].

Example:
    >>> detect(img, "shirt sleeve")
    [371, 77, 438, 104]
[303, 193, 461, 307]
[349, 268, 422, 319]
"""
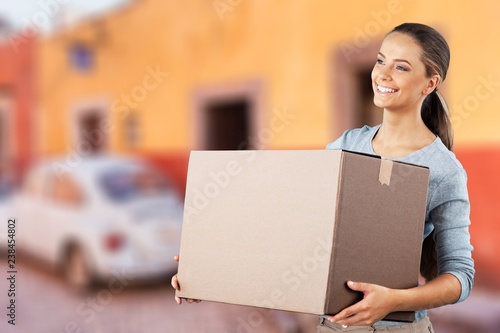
[428, 169, 475, 303]
[326, 128, 360, 150]
[326, 131, 347, 150]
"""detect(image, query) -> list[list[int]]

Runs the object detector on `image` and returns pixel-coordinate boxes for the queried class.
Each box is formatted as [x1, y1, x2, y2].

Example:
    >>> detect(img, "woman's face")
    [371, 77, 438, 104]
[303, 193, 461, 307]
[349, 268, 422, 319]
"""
[371, 32, 438, 112]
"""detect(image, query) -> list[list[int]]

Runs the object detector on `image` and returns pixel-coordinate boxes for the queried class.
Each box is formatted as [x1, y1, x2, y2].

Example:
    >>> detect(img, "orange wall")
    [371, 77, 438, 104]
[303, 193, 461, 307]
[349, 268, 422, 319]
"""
[39, 0, 500, 155]
[38, 0, 500, 285]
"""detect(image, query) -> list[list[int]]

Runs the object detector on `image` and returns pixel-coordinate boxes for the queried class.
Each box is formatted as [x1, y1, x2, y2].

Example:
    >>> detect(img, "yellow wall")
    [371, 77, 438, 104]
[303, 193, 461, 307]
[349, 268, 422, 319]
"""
[39, 0, 500, 155]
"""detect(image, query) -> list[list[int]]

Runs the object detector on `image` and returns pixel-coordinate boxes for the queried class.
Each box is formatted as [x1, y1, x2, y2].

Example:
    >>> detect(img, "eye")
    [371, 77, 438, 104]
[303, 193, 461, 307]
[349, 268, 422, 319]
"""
[376, 58, 384, 65]
[396, 65, 408, 71]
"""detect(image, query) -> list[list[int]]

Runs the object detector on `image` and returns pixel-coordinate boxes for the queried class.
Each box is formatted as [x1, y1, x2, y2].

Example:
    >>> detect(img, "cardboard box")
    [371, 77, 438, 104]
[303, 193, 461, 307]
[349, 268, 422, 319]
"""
[176, 150, 429, 322]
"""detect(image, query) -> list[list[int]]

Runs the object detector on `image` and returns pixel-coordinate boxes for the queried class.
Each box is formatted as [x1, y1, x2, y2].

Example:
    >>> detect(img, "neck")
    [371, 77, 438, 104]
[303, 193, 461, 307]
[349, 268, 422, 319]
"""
[373, 106, 436, 157]
[379, 107, 427, 142]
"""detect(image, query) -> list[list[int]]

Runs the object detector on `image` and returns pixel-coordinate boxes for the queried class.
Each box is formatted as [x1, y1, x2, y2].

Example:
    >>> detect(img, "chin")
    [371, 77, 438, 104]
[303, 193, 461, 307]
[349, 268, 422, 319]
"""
[373, 97, 388, 109]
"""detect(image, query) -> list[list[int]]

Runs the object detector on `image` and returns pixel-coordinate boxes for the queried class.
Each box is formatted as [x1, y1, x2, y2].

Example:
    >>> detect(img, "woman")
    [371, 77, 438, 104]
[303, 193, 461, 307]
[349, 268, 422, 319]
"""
[172, 22, 474, 332]
[318, 23, 474, 332]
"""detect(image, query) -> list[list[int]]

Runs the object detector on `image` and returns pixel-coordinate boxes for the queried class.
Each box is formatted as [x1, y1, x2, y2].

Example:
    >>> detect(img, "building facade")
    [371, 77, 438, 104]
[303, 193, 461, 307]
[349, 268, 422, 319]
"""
[38, 0, 500, 285]
[0, 35, 37, 184]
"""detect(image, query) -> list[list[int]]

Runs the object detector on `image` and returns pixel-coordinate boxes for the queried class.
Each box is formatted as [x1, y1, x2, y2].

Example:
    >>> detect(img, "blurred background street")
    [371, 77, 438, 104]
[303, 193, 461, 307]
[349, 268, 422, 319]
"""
[0, 0, 499, 332]
[0, 256, 499, 333]
[0, 256, 320, 333]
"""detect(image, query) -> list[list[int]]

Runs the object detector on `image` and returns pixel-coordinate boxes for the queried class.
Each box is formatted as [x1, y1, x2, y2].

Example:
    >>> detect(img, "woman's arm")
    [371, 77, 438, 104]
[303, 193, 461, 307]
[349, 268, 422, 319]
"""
[327, 273, 461, 326]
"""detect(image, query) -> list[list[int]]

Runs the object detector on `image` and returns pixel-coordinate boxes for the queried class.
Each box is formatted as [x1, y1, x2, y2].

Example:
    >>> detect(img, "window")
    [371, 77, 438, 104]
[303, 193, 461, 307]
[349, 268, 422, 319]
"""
[99, 167, 172, 202]
[69, 42, 95, 72]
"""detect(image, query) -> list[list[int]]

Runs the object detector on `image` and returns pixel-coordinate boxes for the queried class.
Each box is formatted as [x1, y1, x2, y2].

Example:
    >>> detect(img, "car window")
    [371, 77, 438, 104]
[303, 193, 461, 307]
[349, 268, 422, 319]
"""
[47, 174, 84, 206]
[99, 167, 172, 202]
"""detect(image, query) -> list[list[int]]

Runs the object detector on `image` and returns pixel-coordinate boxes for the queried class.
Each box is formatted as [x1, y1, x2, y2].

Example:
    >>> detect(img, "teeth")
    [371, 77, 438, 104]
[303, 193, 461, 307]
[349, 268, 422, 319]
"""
[378, 85, 397, 93]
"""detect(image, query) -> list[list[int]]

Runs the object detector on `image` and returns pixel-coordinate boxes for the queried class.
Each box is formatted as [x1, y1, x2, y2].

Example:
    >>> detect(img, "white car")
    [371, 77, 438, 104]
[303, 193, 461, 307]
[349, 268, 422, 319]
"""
[13, 155, 184, 288]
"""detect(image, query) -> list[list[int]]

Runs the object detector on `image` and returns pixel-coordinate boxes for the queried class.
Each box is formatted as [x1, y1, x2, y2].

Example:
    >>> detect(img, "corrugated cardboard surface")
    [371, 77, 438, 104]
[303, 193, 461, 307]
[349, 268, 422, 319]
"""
[325, 152, 429, 321]
[178, 150, 342, 313]
[177, 150, 429, 322]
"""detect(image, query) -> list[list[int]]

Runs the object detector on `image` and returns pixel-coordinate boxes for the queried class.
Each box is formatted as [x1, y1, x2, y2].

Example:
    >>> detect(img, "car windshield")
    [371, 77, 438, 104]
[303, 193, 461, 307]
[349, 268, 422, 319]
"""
[99, 167, 173, 202]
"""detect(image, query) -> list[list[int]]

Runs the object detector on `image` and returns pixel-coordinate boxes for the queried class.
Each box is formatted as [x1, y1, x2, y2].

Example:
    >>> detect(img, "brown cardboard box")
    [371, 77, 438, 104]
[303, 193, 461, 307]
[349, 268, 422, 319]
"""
[176, 150, 429, 322]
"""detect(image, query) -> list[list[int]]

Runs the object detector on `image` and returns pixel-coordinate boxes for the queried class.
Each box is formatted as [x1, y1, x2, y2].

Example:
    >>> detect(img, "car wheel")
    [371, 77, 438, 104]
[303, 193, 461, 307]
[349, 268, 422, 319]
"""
[64, 246, 93, 290]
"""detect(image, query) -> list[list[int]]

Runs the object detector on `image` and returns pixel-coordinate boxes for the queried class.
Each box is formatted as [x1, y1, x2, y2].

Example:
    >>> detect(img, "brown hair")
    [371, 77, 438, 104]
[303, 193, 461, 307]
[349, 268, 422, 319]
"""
[390, 23, 453, 151]
[389, 23, 454, 281]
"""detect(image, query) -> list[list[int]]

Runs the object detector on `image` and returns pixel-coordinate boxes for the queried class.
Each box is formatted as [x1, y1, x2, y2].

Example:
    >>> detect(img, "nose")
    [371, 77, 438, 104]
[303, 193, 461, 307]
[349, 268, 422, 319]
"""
[375, 65, 391, 81]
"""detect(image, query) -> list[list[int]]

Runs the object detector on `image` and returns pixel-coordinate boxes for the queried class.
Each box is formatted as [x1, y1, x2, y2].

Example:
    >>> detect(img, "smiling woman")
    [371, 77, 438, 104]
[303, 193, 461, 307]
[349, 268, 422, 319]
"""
[370, 31, 442, 158]
[321, 23, 474, 332]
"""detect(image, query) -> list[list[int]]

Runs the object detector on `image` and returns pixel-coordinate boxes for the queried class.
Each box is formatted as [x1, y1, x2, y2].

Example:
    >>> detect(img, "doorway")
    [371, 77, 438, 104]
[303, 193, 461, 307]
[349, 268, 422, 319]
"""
[332, 40, 383, 138]
[204, 98, 250, 150]
[79, 111, 105, 154]
[72, 100, 108, 155]
[355, 68, 383, 127]
[192, 80, 264, 150]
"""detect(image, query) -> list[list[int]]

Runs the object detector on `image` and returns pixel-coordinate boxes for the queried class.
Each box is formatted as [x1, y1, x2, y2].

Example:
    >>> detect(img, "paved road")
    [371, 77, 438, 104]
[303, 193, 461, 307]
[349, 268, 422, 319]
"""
[1, 256, 499, 333]
[0, 256, 318, 333]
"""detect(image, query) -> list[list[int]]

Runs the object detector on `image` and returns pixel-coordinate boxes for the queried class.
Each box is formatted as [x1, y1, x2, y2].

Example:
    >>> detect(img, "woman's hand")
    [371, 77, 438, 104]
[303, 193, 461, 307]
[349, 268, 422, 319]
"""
[327, 274, 462, 326]
[170, 255, 202, 305]
[326, 281, 400, 326]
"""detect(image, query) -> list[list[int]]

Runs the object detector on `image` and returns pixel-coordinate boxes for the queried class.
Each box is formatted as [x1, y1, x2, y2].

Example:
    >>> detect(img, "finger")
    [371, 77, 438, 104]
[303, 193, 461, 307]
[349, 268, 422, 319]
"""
[336, 313, 366, 327]
[347, 281, 371, 293]
[190, 299, 202, 303]
[187, 299, 195, 304]
[174, 255, 179, 262]
[175, 295, 182, 305]
[331, 304, 359, 322]
[171, 275, 179, 290]
[347, 280, 362, 291]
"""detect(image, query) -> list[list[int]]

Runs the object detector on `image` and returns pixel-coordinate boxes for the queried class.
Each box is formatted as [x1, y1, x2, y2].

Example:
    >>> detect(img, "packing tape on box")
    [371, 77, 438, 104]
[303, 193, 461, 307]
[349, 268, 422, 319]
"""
[379, 158, 393, 186]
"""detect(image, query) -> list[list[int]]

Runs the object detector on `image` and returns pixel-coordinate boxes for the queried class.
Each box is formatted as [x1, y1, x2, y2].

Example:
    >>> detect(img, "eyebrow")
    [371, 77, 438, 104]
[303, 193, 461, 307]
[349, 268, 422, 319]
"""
[378, 52, 412, 67]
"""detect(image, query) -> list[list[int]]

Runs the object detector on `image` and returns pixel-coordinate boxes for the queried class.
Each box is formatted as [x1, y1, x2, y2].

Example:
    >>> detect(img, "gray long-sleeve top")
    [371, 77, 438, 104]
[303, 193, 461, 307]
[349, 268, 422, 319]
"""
[326, 125, 475, 322]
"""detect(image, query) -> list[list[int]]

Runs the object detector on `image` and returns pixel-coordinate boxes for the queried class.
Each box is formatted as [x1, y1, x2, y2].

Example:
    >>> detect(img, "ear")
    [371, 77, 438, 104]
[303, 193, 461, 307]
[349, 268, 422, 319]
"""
[423, 74, 440, 95]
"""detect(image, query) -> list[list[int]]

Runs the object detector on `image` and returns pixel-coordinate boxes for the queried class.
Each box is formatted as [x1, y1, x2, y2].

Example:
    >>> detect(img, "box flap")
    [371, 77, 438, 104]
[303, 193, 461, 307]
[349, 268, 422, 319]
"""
[338, 149, 430, 170]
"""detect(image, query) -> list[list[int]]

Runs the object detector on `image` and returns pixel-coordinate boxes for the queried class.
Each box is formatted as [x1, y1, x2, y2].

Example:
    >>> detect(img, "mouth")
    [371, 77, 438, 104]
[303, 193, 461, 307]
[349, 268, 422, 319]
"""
[376, 84, 399, 94]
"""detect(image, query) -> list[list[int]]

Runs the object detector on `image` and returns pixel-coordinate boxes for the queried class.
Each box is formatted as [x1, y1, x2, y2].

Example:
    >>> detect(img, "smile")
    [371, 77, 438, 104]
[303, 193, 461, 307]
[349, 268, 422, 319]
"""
[377, 85, 399, 93]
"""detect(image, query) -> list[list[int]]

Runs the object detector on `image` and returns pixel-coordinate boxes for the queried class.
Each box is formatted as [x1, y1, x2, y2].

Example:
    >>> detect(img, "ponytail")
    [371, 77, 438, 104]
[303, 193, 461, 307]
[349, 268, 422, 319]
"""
[421, 90, 454, 151]
[390, 23, 454, 281]
[420, 90, 454, 282]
